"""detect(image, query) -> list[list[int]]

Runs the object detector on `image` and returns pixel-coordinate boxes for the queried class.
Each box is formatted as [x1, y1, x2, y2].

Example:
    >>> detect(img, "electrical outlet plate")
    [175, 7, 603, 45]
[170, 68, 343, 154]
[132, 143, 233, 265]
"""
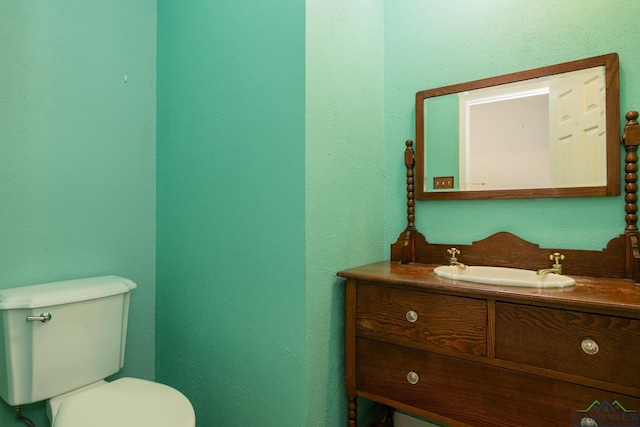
[433, 176, 454, 189]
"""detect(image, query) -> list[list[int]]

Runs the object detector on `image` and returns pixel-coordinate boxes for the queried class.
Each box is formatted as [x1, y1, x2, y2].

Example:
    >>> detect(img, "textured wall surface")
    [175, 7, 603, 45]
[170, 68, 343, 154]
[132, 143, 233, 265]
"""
[384, 0, 640, 251]
[305, 0, 384, 425]
[156, 1, 307, 425]
[157, 0, 384, 424]
[0, 0, 156, 425]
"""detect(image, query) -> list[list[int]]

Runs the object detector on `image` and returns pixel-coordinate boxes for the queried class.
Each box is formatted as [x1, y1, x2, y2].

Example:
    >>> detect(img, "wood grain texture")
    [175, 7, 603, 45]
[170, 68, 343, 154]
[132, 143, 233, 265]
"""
[338, 261, 640, 318]
[495, 302, 640, 389]
[356, 284, 486, 355]
[357, 338, 640, 427]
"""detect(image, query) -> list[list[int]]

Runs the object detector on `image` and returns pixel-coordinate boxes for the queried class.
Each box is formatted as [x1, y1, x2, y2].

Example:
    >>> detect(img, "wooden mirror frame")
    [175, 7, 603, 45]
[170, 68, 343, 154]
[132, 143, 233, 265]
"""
[415, 53, 620, 200]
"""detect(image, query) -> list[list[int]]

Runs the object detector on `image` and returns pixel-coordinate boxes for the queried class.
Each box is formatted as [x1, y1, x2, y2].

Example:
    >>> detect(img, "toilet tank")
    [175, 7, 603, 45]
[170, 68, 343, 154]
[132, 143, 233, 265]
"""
[0, 276, 137, 406]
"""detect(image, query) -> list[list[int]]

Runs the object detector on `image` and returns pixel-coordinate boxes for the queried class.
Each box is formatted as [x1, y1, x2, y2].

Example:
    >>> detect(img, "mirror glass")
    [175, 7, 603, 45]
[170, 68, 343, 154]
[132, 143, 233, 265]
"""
[416, 54, 620, 200]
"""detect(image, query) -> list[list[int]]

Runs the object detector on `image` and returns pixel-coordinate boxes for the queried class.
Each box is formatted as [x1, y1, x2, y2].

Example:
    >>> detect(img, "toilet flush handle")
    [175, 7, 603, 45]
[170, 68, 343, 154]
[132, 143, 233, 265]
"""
[26, 312, 52, 323]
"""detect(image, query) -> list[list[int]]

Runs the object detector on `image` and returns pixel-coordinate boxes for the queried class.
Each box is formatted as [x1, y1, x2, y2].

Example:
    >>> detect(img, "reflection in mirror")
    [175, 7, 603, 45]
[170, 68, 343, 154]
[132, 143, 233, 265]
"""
[416, 54, 619, 200]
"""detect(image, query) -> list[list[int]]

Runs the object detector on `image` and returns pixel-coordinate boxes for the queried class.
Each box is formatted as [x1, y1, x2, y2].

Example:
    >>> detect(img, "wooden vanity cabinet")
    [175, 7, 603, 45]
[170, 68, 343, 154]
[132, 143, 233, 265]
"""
[338, 261, 640, 427]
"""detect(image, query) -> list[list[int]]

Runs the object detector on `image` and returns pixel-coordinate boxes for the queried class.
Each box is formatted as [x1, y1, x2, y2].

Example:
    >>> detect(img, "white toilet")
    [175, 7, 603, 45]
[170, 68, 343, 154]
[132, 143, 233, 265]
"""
[0, 276, 195, 427]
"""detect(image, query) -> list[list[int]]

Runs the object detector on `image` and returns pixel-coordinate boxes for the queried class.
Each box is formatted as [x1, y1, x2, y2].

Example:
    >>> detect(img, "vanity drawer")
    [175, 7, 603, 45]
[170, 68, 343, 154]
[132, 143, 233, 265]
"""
[356, 283, 486, 355]
[356, 337, 640, 427]
[495, 302, 640, 388]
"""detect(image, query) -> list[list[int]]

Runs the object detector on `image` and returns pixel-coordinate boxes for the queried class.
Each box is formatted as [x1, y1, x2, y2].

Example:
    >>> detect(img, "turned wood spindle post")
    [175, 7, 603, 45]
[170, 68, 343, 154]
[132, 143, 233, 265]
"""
[405, 139, 416, 230]
[400, 140, 417, 264]
[624, 111, 640, 232]
[623, 111, 640, 281]
[347, 399, 357, 427]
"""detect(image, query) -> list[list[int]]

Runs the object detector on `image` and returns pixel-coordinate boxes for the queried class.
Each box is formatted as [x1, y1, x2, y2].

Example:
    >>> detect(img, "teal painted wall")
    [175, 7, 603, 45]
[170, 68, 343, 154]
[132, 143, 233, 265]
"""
[425, 95, 459, 191]
[384, 0, 640, 251]
[0, 0, 156, 425]
[306, 1, 384, 425]
[156, 1, 307, 426]
[157, 0, 384, 425]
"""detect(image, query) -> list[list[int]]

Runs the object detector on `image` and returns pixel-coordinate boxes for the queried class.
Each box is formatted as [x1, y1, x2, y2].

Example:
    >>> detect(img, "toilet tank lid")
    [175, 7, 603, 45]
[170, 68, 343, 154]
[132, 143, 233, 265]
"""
[0, 276, 137, 309]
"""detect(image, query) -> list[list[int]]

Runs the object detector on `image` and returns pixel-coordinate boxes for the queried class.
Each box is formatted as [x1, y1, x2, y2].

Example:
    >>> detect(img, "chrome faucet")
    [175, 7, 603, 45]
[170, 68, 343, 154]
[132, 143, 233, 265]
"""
[447, 248, 467, 269]
[537, 252, 565, 275]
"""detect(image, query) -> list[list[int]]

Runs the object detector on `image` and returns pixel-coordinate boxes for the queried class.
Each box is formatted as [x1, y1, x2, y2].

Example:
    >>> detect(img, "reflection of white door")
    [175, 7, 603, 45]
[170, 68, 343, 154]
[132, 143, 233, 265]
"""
[548, 67, 606, 187]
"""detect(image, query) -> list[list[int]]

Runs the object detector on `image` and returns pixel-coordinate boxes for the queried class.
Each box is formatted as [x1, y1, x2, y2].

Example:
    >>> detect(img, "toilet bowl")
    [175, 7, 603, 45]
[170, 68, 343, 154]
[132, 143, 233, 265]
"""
[0, 276, 195, 427]
[48, 378, 195, 427]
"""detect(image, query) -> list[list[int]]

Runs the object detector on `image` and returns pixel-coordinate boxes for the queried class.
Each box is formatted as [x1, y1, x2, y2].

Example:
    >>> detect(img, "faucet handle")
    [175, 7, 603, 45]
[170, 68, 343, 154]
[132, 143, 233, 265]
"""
[550, 252, 565, 265]
[447, 248, 460, 258]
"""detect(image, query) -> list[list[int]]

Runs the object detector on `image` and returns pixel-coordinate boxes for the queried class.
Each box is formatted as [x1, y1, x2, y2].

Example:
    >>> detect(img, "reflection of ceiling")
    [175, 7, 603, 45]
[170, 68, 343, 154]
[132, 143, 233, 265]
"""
[464, 93, 550, 191]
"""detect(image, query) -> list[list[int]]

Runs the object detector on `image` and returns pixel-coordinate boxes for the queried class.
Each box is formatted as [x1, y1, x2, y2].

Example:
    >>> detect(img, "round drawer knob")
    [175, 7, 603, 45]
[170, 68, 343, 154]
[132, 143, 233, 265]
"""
[406, 371, 420, 385]
[406, 310, 418, 323]
[581, 338, 599, 355]
[581, 417, 598, 426]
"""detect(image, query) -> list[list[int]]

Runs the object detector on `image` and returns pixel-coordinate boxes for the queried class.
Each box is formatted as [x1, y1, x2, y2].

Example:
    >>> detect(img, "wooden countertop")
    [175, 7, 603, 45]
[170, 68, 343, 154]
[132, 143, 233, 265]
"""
[338, 261, 640, 318]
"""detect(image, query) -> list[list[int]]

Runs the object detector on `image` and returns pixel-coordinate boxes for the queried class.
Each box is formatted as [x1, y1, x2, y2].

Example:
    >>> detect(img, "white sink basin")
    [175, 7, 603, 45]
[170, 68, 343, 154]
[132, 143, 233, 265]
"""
[434, 265, 575, 288]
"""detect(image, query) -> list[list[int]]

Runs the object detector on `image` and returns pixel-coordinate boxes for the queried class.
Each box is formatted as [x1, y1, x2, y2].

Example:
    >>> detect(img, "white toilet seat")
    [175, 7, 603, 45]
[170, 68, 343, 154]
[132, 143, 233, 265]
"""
[50, 378, 195, 427]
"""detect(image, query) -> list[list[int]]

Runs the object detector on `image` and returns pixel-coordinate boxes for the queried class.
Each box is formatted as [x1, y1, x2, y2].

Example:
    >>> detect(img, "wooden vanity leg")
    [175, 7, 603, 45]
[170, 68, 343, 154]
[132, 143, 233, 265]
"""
[346, 279, 357, 426]
[347, 396, 357, 426]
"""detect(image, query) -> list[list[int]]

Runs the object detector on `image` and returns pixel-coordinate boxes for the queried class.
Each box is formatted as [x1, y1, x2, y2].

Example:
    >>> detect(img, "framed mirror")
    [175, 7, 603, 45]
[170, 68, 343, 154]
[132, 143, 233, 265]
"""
[415, 53, 620, 200]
